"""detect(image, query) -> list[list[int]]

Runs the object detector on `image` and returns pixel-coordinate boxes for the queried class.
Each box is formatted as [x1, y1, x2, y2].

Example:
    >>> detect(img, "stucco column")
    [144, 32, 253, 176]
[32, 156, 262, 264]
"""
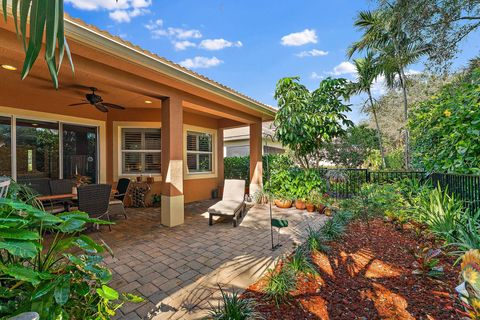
[249, 122, 263, 195]
[161, 96, 184, 227]
[217, 128, 225, 192]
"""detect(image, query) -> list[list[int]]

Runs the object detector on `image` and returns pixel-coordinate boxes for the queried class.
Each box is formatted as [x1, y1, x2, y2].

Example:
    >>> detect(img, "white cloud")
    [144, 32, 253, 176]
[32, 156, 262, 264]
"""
[174, 40, 196, 51]
[199, 39, 243, 50]
[66, 0, 151, 22]
[281, 29, 317, 46]
[145, 19, 163, 30]
[179, 56, 223, 69]
[329, 61, 357, 75]
[297, 49, 328, 58]
[146, 21, 202, 40]
[310, 72, 324, 80]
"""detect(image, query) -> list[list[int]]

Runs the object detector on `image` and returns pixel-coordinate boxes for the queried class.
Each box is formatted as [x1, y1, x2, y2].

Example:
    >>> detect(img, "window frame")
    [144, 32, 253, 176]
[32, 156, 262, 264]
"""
[183, 125, 217, 179]
[120, 127, 162, 176]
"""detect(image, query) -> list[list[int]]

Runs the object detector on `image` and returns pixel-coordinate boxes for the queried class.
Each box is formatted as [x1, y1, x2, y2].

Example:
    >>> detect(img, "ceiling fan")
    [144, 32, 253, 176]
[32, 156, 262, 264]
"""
[69, 87, 125, 112]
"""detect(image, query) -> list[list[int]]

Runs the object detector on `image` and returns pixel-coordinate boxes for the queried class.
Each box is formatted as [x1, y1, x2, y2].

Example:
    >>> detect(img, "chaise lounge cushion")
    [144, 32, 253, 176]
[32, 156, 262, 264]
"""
[208, 200, 244, 216]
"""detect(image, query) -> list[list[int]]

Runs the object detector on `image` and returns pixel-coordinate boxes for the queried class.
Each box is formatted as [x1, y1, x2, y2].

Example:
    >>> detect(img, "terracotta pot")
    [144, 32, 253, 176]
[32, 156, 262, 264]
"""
[306, 203, 315, 212]
[317, 204, 326, 214]
[295, 199, 306, 210]
[324, 207, 332, 216]
[274, 199, 292, 208]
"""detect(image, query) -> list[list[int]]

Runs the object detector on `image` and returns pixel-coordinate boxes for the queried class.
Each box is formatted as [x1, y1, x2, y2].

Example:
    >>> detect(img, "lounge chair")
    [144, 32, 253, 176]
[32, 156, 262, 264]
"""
[0, 178, 10, 198]
[208, 179, 246, 227]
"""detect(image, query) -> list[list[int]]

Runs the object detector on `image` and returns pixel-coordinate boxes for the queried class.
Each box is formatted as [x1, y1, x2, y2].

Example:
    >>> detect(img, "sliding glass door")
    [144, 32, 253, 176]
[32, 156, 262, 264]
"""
[0, 116, 98, 182]
[63, 124, 98, 184]
[0, 117, 11, 177]
[16, 119, 59, 180]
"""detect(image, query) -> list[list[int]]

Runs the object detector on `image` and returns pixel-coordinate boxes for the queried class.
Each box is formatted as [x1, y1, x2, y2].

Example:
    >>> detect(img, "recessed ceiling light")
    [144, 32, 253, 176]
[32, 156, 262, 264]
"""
[144, 100, 153, 104]
[32, 123, 38, 127]
[1, 64, 17, 71]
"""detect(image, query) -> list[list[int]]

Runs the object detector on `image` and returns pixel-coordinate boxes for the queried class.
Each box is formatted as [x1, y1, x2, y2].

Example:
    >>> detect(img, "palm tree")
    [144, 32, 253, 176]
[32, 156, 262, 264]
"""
[350, 52, 386, 169]
[348, 9, 429, 169]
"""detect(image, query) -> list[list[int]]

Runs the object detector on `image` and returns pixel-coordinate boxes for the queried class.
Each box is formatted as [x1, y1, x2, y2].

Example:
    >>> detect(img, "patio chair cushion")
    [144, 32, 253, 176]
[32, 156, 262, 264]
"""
[222, 179, 245, 202]
[208, 200, 244, 216]
[44, 204, 66, 214]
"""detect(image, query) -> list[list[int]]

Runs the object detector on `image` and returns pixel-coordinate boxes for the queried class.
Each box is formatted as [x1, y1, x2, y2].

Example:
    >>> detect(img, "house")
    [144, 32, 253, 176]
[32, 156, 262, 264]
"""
[0, 13, 275, 227]
[223, 121, 286, 157]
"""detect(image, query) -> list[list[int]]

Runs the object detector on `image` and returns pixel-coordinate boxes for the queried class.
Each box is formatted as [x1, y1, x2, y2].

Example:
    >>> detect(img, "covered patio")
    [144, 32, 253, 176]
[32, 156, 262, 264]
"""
[0, 15, 275, 227]
[89, 202, 327, 319]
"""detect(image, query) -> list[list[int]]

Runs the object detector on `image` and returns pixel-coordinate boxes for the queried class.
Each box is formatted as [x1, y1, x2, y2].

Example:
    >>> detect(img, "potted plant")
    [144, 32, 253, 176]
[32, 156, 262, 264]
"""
[73, 174, 91, 195]
[306, 190, 322, 213]
[323, 194, 334, 216]
[151, 193, 161, 207]
[274, 191, 293, 208]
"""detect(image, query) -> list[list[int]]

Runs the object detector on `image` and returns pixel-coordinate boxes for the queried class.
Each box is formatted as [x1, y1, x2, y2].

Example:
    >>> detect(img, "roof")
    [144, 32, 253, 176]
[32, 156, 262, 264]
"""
[224, 121, 277, 141]
[62, 14, 276, 118]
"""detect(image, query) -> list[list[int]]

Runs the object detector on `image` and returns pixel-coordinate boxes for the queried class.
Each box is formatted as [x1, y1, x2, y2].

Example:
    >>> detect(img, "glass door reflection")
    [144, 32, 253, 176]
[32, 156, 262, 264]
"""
[63, 124, 98, 184]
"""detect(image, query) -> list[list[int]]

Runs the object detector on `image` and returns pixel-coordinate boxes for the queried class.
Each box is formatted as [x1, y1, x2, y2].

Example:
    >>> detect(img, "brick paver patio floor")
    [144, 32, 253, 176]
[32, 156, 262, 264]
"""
[91, 201, 327, 319]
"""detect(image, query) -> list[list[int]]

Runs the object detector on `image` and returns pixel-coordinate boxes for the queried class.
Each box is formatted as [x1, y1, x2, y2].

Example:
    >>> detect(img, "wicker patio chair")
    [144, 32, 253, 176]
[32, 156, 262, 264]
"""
[77, 184, 113, 231]
[18, 177, 51, 196]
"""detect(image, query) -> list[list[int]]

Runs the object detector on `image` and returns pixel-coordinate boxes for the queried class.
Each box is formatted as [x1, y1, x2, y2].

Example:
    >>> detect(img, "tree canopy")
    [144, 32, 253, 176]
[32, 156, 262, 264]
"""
[273, 77, 353, 168]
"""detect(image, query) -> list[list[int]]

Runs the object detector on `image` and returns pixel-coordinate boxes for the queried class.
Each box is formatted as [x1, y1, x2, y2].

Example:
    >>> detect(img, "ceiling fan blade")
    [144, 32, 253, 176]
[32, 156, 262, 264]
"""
[68, 102, 90, 106]
[94, 103, 109, 113]
[102, 103, 125, 110]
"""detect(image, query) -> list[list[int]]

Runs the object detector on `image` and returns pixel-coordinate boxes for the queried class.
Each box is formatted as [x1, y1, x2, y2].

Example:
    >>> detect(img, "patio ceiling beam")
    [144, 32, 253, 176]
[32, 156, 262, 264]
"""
[182, 100, 261, 124]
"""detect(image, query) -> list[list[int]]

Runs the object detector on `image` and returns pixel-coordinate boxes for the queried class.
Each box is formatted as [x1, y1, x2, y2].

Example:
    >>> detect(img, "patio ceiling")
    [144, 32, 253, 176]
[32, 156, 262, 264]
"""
[0, 15, 275, 125]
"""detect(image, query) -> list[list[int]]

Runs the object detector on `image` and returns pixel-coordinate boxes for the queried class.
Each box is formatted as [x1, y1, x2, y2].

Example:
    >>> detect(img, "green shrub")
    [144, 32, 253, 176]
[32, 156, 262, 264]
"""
[409, 68, 480, 174]
[451, 209, 480, 255]
[263, 262, 296, 306]
[415, 185, 464, 243]
[320, 218, 345, 241]
[305, 226, 330, 253]
[0, 197, 142, 319]
[208, 286, 259, 320]
[286, 248, 317, 276]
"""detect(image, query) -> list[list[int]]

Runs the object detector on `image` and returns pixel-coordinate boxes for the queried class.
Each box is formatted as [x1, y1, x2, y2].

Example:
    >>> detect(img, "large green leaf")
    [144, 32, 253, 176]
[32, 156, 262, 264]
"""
[0, 229, 39, 240]
[0, 239, 38, 258]
[54, 277, 70, 305]
[96, 285, 119, 301]
[31, 280, 57, 300]
[58, 218, 86, 233]
[74, 235, 104, 254]
[2, 264, 41, 285]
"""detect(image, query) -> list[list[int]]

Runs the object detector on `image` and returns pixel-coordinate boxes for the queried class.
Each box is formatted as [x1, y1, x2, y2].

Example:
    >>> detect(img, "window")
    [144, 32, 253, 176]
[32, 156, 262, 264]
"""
[186, 131, 213, 173]
[121, 128, 161, 174]
[63, 124, 98, 183]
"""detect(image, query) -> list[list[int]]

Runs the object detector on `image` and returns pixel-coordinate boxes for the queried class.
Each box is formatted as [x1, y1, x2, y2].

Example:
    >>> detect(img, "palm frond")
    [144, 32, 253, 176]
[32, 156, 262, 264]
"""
[1, 0, 74, 88]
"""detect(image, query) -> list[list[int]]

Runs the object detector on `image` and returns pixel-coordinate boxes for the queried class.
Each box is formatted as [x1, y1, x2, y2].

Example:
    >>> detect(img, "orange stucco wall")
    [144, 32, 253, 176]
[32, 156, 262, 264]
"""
[106, 108, 221, 204]
[1, 102, 224, 204]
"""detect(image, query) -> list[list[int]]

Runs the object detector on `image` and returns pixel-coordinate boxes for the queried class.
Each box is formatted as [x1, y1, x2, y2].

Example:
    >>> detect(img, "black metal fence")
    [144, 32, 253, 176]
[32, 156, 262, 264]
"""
[224, 163, 480, 212]
[430, 173, 480, 213]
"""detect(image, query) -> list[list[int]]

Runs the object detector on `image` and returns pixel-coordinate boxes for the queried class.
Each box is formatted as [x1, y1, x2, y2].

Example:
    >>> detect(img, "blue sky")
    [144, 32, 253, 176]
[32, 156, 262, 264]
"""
[65, 0, 480, 123]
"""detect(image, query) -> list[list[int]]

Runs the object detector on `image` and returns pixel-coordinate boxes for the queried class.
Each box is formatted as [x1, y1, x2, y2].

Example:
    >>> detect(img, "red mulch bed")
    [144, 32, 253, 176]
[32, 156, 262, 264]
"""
[243, 219, 462, 320]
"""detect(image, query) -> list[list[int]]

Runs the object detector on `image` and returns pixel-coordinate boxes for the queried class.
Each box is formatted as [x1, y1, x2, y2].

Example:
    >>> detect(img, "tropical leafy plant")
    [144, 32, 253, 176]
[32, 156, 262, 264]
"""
[0, 197, 142, 318]
[412, 247, 444, 278]
[286, 247, 317, 276]
[0, 0, 74, 88]
[415, 185, 464, 243]
[208, 285, 260, 320]
[263, 262, 296, 306]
